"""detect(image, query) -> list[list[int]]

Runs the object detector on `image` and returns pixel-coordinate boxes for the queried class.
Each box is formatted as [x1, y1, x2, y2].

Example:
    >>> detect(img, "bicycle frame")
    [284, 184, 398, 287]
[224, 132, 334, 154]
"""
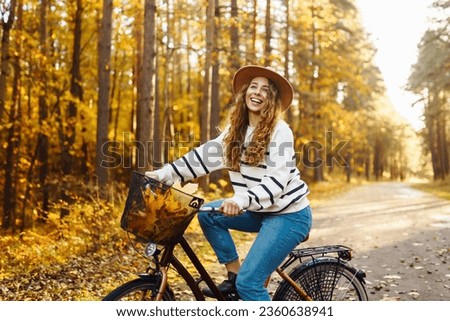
[154, 236, 227, 300]
[273, 267, 313, 301]
[147, 236, 342, 301]
[116, 174, 366, 301]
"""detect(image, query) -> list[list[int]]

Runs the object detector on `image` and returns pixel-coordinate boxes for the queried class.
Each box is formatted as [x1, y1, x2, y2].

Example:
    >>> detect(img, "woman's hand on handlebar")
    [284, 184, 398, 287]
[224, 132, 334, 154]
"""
[199, 202, 243, 216]
[220, 199, 242, 217]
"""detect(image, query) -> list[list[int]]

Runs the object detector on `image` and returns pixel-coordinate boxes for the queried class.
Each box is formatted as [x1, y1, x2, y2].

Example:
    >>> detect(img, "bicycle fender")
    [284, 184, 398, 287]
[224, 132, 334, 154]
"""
[302, 256, 340, 267]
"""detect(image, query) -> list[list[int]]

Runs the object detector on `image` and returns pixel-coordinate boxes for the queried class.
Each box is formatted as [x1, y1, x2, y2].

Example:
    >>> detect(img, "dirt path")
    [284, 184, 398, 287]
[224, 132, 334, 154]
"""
[304, 182, 449, 301]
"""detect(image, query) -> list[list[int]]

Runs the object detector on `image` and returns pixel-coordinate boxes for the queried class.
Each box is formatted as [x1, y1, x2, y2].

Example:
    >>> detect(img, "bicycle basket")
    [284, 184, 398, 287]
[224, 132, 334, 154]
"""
[120, 171, 204, 245]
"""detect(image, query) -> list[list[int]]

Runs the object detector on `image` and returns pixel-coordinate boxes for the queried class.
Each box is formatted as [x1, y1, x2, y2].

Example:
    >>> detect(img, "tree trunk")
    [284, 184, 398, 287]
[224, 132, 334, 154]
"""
[12, 1, 23, 232]
[248, 0, 257, 63]
[264, 0, 272, 65]
[162, 0, 174, 165]
[3, 8, 22, 231]
[136, 0, 156, 172]
[441, 115, 449, 177]
[201, 0, 215, 144]
[113, 68, 124, 143]
[60, 0, 83, 217]
[345, 152, 352, 183]
[230, 0, 240, 70]
[1, 0, 18, 230]
[426, 88, 442, 180]
[96, 0, 113, 198]
[373, 137, 384, 180]
[0, 0, 17, 121]
[309, 8, 323, 182]
[80, 112, 89, 180]
[431, 120, 440, 180]
[284, 0, 296, 127]
[153, 50, 162, 168]
[284, 0, 290, 78]
[209, 0, 221, 185]
[130, 4, 142, 170]
[313, 145, 324, 181]
[365, 153, 370, 181]
[199, 0, 216, 191]
[210, 0, 220, 140]
[63, 0, 83, 176]
[437, 100, 448, 179]
[38, 0, 50, 219]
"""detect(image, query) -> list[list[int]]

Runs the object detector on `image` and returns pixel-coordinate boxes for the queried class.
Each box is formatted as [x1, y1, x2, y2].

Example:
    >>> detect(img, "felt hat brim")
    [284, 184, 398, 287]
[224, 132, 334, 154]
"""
[232, 65, 294, 111]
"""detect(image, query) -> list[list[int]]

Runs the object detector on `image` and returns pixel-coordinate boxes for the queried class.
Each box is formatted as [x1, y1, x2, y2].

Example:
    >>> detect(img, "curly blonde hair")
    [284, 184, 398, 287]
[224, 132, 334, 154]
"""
[223, 80, 283, 171]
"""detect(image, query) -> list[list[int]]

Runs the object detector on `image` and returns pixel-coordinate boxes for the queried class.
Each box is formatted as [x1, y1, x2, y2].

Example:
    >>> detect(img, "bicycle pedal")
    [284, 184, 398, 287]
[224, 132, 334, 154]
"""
[224, 292, 240, 301]
[202, 288, 240, 300]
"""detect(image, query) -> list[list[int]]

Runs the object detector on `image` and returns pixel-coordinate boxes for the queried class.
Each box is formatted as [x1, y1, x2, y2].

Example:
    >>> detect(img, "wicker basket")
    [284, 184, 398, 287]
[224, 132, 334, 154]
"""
[120, 171, 204, 245]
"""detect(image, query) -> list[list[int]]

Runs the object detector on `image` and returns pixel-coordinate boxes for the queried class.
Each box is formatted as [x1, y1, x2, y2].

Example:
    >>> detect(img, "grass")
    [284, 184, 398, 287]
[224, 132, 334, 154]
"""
[411, 178, 450, 201]
[306, 176, 367, 206]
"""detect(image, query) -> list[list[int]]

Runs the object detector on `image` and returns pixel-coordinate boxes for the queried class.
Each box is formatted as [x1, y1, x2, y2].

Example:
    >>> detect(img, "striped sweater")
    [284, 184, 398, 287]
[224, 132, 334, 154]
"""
[155, 120, 310, 214]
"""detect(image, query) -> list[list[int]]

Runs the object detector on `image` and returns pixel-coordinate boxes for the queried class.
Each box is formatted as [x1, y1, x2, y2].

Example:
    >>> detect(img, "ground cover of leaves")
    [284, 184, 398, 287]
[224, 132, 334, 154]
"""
[0, 228, 256, 301]
[0, 243, 138, 300]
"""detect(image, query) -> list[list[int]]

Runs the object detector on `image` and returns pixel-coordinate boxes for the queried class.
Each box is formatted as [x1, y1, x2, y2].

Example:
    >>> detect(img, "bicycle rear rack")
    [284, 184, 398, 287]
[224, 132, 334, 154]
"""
[292, 245, 352, 260]
[279, 245, 353, 271]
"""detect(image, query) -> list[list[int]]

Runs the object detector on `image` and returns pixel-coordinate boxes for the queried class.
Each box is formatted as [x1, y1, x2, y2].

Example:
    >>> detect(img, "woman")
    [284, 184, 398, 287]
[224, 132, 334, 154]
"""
[146, 65, 312, 300]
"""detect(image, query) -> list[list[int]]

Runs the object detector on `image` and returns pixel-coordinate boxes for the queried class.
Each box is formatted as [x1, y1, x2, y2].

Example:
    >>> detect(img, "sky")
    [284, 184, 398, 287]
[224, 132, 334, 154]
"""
[355, 0, 436, 130]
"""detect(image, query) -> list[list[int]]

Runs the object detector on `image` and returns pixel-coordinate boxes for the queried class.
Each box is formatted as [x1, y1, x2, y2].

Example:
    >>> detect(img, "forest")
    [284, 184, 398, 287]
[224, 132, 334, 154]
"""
[0, 0, 448, 290]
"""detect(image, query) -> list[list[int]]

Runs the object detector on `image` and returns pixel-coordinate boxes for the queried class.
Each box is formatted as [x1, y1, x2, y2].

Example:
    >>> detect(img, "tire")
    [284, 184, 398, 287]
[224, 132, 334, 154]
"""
[273, 259, 368, 301]
[102, 278, 175, 301]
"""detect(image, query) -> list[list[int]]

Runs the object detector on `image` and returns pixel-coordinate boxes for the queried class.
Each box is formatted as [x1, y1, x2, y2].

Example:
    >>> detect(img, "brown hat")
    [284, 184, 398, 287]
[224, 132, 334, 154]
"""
[232, 65, 294, 110]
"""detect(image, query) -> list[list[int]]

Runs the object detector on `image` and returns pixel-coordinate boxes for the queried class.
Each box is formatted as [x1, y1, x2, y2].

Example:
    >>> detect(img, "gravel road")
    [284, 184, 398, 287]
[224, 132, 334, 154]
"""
[306, 182, 449, 301]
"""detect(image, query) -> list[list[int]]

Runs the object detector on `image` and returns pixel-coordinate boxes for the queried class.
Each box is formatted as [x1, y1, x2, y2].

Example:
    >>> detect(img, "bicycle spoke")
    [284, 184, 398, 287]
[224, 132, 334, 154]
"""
[272, 260, 368, 301]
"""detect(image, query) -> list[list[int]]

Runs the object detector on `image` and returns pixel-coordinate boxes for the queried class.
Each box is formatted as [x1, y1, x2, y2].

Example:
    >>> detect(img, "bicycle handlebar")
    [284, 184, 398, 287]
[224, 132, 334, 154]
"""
[198, 206, 245, 216]
[198, 206, 221, 213]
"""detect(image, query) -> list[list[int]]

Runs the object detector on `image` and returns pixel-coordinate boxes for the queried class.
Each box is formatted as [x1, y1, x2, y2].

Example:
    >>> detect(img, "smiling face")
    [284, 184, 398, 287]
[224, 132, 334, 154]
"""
[245, 77, 270, 118]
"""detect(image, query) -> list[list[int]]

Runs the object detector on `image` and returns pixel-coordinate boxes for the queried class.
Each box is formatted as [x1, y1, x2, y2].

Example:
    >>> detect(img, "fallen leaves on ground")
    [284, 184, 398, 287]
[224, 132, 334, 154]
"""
[0, 245, 141, 301]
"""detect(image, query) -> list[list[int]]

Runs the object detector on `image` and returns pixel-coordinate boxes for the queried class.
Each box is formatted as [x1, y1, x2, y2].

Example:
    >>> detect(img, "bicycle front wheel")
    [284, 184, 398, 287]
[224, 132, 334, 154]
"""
[273, 259, 368, 301]
[103, 278, 175, 301]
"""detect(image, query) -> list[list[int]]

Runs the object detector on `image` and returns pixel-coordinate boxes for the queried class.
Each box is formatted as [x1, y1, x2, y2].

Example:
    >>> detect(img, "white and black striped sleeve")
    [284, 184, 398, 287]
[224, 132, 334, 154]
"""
[155, 131, 226, 184]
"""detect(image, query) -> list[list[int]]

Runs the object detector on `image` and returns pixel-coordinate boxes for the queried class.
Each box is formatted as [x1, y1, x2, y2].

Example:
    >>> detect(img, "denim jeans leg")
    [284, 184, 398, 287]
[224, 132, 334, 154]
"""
[236, 206, 312, 300]
[198, 200, 264, 265]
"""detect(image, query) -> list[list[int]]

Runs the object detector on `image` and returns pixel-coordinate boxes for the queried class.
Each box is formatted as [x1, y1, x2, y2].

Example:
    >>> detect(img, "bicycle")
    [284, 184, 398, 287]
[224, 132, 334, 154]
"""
[103, 171, 368, 301]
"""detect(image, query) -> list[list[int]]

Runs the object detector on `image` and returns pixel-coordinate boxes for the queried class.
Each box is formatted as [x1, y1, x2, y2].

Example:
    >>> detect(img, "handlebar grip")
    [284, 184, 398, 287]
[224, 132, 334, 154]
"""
[199, 206, 221, 212]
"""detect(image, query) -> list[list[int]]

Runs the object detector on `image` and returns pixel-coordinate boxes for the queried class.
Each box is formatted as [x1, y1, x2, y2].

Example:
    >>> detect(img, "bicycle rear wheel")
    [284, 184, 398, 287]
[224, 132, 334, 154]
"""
[273, 259, 368, 301]
[102, 278, 175, 301]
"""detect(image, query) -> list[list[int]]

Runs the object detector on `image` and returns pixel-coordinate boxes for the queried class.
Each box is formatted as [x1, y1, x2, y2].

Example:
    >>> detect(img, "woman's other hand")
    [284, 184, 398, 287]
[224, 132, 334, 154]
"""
[145, 171, 159, 180]
[145, 170, 175, 185]
[220, 199, 242, 216]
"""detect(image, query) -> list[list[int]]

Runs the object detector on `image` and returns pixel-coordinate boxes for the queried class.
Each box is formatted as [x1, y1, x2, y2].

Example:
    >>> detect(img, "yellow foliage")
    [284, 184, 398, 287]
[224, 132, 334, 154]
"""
[0, 197, 123, 280]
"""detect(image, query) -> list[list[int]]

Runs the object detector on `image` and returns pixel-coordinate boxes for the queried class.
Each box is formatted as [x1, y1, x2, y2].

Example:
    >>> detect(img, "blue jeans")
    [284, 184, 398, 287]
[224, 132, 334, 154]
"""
[198, 200, 312, 301]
